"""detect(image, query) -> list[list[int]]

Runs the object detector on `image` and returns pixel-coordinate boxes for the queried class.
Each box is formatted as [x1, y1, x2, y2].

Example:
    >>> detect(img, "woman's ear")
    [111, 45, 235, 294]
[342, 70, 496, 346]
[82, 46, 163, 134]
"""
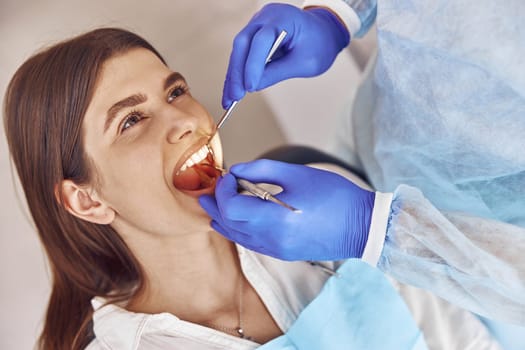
[57, 180, 115, 225]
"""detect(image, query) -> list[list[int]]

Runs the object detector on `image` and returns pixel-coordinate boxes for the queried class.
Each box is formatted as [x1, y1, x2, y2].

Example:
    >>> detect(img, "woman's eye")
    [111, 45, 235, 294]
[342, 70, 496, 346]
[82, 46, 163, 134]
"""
[167, 85, 188, 103]
[120, 112, 143, 132]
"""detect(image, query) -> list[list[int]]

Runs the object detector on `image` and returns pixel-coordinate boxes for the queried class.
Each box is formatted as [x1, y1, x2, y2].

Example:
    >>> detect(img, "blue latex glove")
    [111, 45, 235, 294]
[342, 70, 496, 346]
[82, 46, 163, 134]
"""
[222, 3, 350, 109]
[199, 159, 375, 261]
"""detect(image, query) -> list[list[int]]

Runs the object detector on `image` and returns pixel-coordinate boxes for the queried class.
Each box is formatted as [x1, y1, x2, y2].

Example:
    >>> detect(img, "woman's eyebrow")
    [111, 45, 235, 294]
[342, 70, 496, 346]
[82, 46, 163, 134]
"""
[103, 72, 186, 134]
[104, 93, 147, 133]
[164, 71, 186, 90]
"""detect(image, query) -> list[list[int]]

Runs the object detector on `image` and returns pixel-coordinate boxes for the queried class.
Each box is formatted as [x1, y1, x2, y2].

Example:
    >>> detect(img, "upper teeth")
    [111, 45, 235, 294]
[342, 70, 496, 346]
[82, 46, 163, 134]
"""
[180, 145, 210, 172]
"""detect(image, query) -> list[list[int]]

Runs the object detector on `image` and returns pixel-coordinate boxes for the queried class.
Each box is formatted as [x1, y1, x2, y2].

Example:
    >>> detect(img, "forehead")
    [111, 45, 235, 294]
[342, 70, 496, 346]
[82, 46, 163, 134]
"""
[82, 48, 169, 134]
[95, 48, 169, 100]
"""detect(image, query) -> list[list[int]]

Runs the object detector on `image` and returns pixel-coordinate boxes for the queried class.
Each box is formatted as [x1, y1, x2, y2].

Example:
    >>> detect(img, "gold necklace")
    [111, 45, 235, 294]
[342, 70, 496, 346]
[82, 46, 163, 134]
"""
[204, 275, 252, 340]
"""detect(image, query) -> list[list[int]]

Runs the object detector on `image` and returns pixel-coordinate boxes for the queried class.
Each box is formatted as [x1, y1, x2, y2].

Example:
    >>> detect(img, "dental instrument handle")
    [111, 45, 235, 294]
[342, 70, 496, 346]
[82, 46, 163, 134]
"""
[264, 30, 287, 64]
[210, 30, 287, 139]
[236, 178, 300, 213]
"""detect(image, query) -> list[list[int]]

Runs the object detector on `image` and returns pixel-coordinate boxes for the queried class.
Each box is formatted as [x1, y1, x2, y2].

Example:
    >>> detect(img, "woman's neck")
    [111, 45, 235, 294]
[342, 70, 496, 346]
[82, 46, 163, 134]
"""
[124, 228, 242, 321]
[120, 224, 284, 344]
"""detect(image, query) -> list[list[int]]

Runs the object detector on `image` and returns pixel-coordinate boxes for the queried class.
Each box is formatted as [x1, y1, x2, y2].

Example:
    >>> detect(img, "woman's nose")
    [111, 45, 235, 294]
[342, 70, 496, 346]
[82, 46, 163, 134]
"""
[165, 111, 198, 144]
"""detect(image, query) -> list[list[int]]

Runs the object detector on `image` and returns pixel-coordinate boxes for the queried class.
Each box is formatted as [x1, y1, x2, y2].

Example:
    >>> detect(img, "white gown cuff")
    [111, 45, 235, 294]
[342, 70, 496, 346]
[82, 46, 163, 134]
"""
[361, 191, 393, 266]
[302, 0, 361, 38]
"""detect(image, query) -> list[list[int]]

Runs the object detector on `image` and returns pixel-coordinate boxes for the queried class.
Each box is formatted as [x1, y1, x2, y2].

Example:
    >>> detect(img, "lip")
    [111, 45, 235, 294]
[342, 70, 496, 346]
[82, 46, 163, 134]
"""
[178, 184, 217, 196]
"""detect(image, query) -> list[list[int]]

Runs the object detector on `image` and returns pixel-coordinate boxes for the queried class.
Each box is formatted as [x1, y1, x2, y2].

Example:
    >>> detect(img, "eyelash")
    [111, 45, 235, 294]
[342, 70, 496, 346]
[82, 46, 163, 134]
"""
[167, 83, 189, 103]
[120, 110, 146, 133]
[119, 83, 189, 133]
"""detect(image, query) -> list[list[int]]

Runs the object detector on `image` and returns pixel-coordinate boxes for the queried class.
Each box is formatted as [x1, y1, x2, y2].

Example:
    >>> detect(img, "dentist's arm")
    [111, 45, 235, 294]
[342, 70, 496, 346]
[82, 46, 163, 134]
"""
[200, 159, 525, 325]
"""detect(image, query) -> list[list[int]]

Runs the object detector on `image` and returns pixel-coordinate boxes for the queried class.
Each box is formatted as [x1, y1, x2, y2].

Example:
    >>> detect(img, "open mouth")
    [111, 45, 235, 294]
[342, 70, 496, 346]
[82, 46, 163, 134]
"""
[172, 143, 222, 194]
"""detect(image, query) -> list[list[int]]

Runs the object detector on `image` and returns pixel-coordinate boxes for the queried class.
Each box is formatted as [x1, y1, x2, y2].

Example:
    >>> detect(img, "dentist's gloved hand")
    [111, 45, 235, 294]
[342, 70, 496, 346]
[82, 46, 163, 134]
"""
[222, 3, 350, 109]
[199, 159, 375, 261]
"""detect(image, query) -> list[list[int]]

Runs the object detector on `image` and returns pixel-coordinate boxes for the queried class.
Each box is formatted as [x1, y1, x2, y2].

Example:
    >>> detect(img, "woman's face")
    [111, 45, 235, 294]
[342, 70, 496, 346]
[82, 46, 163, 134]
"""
[81, 48, 223, 237]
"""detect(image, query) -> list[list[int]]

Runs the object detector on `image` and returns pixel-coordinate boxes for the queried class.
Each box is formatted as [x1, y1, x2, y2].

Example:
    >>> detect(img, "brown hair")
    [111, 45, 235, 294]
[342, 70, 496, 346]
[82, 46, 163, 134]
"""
[3, 28, 166, 350]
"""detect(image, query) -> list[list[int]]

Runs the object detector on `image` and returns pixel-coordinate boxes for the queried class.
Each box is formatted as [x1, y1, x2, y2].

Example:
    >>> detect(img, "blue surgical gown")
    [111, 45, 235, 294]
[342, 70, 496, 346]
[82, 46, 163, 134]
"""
[331, 0, 525, 328]
[258, 259, 427, 350]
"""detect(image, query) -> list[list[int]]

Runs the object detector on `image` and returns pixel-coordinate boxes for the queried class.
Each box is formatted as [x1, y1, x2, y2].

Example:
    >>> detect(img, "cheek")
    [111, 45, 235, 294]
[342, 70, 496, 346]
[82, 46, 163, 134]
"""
[99, 152, 183, 227]
[97, 146, 164, 200]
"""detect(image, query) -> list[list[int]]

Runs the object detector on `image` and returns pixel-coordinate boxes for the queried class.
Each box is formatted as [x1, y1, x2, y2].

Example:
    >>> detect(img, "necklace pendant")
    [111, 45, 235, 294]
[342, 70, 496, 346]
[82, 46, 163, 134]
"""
[236, 327, 253, 341]
[236, 327, 245, 338]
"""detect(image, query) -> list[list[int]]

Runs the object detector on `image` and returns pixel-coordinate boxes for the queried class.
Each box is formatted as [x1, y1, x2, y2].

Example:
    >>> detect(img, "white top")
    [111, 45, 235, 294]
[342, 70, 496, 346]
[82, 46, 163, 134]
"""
[86, 245, 500, 350]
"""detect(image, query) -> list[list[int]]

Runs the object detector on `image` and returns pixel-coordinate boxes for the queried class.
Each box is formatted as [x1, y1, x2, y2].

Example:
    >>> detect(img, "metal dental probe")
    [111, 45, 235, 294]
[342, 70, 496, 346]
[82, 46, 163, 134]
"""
[206, 30, 299, 213]
[208, 30, 288, 142]
[211, 163, 300, 213]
